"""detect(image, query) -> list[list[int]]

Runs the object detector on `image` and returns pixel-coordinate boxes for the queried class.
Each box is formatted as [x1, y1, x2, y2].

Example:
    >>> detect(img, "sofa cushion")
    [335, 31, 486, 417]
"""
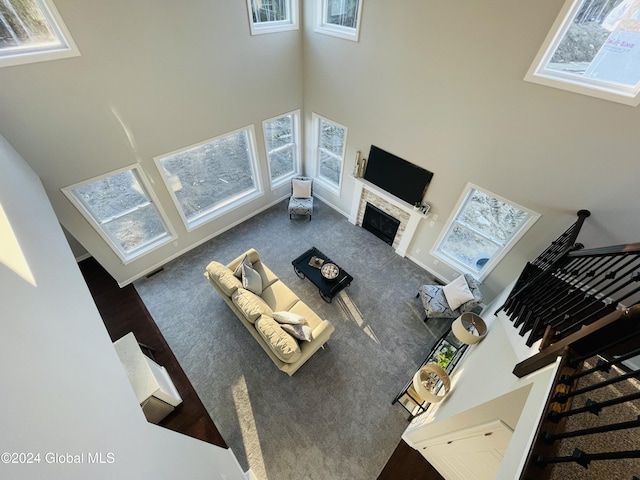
[241, 264, 263, 295]
[281, 323, 313, 342]
[271, 311, 306, 325]
[442, 275, 474, 311]
[260, 281, 299, 312]
[232, 288, 272, 324]
[288, 300, 322, 330]
[255, 315, 302, 363]
[206, 261, 243, 297]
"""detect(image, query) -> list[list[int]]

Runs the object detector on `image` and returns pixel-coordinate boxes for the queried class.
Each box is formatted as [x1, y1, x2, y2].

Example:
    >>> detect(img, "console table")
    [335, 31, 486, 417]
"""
[393, 328, 468, 420]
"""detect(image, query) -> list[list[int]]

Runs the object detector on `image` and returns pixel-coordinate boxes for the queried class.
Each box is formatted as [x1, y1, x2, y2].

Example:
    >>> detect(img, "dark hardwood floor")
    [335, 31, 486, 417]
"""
[79, 257, 227, 448]
[79, 256, 443, 478]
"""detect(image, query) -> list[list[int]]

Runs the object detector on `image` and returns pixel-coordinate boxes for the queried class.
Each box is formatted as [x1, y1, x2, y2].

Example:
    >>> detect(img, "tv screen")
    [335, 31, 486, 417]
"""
[363, 145, 433, 205]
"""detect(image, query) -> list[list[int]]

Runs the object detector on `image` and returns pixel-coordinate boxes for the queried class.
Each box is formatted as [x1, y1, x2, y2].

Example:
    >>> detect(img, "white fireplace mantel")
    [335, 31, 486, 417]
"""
[349, 177, 426, 257]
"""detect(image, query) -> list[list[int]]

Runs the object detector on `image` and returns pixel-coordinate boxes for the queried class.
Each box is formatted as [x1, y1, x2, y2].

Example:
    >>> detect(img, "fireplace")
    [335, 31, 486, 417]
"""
[362, 203, 401, 246]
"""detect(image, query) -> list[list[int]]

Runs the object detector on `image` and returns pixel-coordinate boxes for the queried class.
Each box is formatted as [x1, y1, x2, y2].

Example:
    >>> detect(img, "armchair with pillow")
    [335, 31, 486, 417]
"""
[288, 176, 313, 220]
[418, 273, 483, 321]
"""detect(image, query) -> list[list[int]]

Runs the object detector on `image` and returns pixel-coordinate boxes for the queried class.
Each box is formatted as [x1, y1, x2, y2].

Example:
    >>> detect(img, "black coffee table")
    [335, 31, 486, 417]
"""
[292, 247, 353, 303]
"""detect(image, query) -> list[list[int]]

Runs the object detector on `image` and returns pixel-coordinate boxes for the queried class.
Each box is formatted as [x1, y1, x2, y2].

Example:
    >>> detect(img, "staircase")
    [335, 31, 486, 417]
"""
[497, 211, 640, 479]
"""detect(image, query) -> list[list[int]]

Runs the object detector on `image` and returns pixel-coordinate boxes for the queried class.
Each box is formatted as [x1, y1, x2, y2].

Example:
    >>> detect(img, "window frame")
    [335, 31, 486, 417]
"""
[61, 165, 175, 264]
[314, 0, 363, 42]
[246, 0, 298, 35]
[154, 125, 263, 231]
[431, 183, 540, 281]
[0, 0, 80, 68]
[312, 113, 347, 195]
[525, 0, 640, 106]
[262, 109, 301, 189]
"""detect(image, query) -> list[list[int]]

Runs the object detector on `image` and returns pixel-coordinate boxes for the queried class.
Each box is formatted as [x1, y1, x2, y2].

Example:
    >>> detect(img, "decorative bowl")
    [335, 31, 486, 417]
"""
[321, 262, 339, 281]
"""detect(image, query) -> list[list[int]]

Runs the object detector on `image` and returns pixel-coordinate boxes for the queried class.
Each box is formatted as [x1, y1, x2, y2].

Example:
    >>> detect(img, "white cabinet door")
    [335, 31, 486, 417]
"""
[419, 420, 513, 480]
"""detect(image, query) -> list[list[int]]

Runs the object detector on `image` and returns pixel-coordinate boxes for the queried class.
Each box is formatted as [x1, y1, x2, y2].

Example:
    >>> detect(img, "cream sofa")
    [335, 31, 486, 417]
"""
[204, 248, 335, 376]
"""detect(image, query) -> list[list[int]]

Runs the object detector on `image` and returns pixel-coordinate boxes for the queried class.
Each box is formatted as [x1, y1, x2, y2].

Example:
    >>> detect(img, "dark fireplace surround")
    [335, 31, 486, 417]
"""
[362, 203, 401, 246]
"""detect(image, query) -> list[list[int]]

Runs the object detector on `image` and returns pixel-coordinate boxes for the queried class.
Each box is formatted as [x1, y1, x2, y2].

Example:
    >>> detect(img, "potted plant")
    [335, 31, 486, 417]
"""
[413, 201, 422, 211]
[436, 345, 456, 370]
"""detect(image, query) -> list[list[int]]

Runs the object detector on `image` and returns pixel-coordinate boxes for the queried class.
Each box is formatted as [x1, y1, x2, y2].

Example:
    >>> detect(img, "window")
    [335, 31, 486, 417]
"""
[246, 0, 298, 35]
[312, 113, 347, 194]
[432, 184, 540, 281]
[525, 0, 640, 106]
[62, 166, 174, 264]
[0, 0, 80, 68]
[314, 0, 363, 41]
[262, 110, 300, 188]
[155, 126, 262, 230]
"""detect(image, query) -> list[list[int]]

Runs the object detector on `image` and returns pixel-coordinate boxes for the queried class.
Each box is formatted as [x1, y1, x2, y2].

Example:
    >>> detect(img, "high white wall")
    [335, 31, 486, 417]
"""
[0, 0, 303, 286]
[302, 0, 640, 300]
[0, 134, 245, 479]
[1, 1, 639, 299]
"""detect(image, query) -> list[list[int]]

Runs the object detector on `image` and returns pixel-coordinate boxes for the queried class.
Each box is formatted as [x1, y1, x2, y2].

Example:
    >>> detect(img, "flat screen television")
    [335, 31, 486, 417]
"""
[363, 145, 433, 205]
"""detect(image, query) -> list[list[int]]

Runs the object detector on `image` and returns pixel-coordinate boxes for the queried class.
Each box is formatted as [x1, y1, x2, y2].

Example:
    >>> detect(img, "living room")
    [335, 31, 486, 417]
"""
[2, 1, 640, 479]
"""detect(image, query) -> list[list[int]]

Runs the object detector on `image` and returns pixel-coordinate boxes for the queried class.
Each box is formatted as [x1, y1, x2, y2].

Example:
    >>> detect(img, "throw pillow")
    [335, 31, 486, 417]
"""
[292, 179, 312, 198]
[233, 254, 252, 279]
[271, 311, 306, 325]
[242, 264, 263, 295]
[442, 275, 475, 311]
[281, 323, 313, 342]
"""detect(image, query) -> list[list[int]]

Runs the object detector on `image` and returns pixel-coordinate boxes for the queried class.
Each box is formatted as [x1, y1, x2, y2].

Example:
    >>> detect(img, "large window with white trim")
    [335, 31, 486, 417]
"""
[246, 0, 298, 35]
[432, 184, 540, 281]
[312, 113, 347, 194]
[0, 0, 80, 68]
[62, 166, 175, 264]
[314, 0, 363, 41]
[262, 110, 300, 188]
[526, 0, 640, 105]
[155, 126, 262, 230]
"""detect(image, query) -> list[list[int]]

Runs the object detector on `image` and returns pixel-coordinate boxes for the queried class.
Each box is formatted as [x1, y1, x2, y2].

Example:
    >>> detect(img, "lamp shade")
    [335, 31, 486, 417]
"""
[412, 363, 451, 404]
[452, 312, 488, 345]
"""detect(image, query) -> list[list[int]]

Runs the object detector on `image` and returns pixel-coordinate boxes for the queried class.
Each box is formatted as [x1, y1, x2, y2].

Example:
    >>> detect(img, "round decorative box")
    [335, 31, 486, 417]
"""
[321, 262, 339, 281]
[452, 312, 488, 345]
[412, 363, 451, 404]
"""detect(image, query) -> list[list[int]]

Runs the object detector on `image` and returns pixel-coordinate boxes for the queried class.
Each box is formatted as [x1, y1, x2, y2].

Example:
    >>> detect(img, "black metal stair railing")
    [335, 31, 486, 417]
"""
[519, 312, 640, 479]
[502, 241, 640, 347]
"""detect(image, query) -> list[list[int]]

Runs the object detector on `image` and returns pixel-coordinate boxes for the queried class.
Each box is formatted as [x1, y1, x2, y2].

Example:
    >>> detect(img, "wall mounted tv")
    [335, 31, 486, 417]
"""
[363, 145, 433, 205]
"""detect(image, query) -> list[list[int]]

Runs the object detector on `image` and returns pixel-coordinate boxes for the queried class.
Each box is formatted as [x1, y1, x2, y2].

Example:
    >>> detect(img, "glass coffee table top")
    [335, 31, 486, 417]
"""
[292, 247, 353, 303]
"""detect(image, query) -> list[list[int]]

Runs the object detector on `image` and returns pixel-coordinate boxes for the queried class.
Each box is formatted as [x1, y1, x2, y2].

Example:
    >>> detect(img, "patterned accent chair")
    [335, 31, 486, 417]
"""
[417, 274, 483, 321]
[288, 176, 314, 220]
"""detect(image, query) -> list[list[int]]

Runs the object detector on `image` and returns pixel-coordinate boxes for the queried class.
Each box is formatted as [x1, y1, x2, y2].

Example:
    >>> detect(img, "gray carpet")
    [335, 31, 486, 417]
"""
[134, 199, 448, 480]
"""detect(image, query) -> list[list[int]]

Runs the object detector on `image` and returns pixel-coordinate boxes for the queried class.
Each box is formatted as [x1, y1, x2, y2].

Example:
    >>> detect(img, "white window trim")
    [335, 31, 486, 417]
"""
[246, 0, 299, 35]
[262, 109, 301, 190]
[312, 113, 347, 196]
[0, 0, 80, 68]
[314, 0, 363, 42]
[61, 165, 176, 264]
[525, 0, 640, 106]
[154, 125, 264, 231]
[431, 183, 540, 282]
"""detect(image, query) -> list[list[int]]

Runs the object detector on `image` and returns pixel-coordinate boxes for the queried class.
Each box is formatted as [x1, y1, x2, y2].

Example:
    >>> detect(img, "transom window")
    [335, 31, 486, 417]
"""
[314, 0, 363, 42]
[0, 0, 80, 68]
[246, 0, 298, 35]
[62, 166, 174, 264]
[432, 184, 540, 281]
[312, 113, 347, 194]
[262, 110, 300, 188]
[526, 0, 640, 105]
[155, 126, 262, 230]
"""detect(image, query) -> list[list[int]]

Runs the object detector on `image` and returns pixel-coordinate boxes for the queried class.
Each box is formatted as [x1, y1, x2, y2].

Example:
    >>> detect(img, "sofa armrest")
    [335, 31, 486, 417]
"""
[309, 320, 335, 345]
